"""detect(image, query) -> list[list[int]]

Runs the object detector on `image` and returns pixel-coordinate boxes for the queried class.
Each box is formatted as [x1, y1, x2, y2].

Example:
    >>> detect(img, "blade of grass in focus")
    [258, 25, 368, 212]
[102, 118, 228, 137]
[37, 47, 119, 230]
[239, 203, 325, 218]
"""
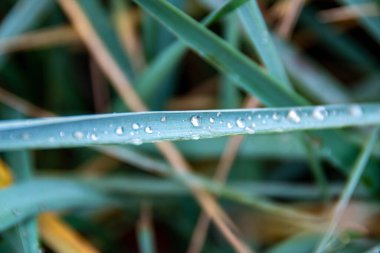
[0, 104, 379, 150]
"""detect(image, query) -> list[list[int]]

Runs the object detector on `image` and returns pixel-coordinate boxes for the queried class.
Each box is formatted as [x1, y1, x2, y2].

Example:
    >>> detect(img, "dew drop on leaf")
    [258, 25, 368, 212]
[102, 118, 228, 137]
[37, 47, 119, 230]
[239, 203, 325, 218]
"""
[312, 106, 327, 121]
[209, 117, 215, 123]
[349, 105, 363, 117]
[227, 122, 233, 129]
[287, 109, 301, 123]
[132, 123, 140, 130]
[115, 126, 124, 135]
[145, 126, 153, 134]
[90, 133, 98, 141]
[236, 118, 245, 128]
[190, 115, 201, 127]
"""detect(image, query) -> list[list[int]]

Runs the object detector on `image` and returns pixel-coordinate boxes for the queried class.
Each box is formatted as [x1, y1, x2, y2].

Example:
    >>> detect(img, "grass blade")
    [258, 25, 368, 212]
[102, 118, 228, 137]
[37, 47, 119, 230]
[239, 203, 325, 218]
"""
[0, 179, 115, 232]
[0, 104, 379, 150]
[2, 110, 39, 253]
[0, 0, 53, 66]
[133, 0, 308, 107]
[238, 1, 291, 88]
[314, 127, 380, 253]
[136, 0, 250, 102]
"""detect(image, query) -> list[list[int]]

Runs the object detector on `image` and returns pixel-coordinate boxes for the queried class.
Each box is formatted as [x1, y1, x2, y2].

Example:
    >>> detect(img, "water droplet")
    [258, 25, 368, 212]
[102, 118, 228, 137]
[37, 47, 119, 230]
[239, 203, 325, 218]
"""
[262, 119, 267, 124]
[287, 109, 301, 123]
[216, 112, 222, 117]
[227, 122, 233, 129]
[349, 105, 362, 117]
[209, 117, 215, 123]
[90, 133, 98, 141]
[312, 106, 327, 121]
[236, 118, 245, 128]
[160, 116, 166, 122]
[145, 126, 153, 134]
[132, 138, 142, 145]
[132, 123, 140, 130]
[272, 113, 280, 121]
[115, 126, 124, 135]
[73, 131, 84, 139]
[190, 115, 201, 127]
[247, 115, 252, 121]
[59, 131, 65, 137]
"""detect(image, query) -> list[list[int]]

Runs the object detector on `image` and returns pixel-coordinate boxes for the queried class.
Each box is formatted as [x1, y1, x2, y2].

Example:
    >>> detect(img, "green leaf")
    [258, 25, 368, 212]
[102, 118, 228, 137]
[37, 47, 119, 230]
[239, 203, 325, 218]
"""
[133, 0, 309, 107]
[0, 179, 114, 232]
[136, 0, 250, 102]
[0, 0, 54, 66]
[0, 104, 379, 150]
[238, 1, 291, 88]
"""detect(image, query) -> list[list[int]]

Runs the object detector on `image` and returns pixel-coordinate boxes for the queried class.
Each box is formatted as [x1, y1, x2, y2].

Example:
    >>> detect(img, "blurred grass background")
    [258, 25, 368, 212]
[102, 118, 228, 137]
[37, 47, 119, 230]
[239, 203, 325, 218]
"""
[0, 0, 380, 252]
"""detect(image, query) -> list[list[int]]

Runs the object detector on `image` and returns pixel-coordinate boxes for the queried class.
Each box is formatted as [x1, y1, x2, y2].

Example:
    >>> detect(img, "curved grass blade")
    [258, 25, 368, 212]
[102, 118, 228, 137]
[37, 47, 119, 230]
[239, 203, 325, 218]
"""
[0, 104, 379, 150]
[136, 0, 250, 102]
[133, 0, 309, 107]
[0, 179, 115, 232]
[238, 1, 291, 88]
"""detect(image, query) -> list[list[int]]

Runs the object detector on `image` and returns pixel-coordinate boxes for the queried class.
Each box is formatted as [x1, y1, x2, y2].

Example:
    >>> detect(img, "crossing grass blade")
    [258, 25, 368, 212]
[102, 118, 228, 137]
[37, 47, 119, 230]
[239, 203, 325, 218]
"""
[238, 0, 291, 88]
[133, 0, 309, 107]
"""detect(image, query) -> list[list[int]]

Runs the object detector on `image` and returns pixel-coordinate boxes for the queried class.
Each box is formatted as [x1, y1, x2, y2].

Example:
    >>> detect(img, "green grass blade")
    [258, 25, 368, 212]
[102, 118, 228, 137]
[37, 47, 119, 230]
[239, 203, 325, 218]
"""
[2, 110, 39, 253]
[220, 14, 241, 108]
[338, 0, 380, 44]
[136, 0, 250, 102]
[0, 0, 52, 38]
[133, 0, 309, 107]
[0, 0, 53, 66]
[0, 179, 115, 232]
[315, 127, 380, 253]
[238, 1, 291, 88]
[0, 104, 379, 150]
[91, 177, 368, 200]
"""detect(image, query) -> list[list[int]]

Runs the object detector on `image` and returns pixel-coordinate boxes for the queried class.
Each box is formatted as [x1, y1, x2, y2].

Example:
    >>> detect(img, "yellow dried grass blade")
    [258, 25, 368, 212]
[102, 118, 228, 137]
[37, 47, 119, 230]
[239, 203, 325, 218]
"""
[39, 213, 100, 253]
